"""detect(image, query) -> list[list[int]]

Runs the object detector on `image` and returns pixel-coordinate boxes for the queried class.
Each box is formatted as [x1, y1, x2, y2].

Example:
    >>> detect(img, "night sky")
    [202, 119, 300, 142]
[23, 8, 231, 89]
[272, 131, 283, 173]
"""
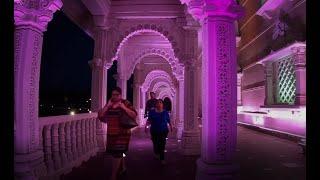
[39, 11, 131, 112]
[40, 11, 94, 102]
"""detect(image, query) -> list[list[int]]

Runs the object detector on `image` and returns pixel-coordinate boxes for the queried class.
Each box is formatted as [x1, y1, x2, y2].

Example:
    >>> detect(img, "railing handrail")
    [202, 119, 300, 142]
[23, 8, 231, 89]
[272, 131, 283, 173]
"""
[39, 113, 98, 127]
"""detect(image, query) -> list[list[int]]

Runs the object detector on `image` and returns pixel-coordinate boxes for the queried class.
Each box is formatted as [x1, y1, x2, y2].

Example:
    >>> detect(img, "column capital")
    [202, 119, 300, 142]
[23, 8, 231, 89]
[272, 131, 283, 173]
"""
[93, 25, 110, 34]
[88, 58, 112, 70]
[203, 1, 244, 20]
[291, 45, 306, 55]
[14, 0, 62, 32]
[183, 26, 199, 36]
[186, 0, 244, 22]
[175, 75, 183, 81]
[93, 15, 112, 30]
[264, 62, 273, 76]
[184, 58, 197, 70]
[291, 45, 306, 68]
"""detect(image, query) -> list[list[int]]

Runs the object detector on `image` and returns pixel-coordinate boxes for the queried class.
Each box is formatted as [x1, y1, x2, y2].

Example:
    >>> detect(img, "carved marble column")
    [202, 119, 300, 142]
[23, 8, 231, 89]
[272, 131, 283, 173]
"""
[89, 26, 113, 152]
[133, 83, 141, 125]
[291, 46, 306, 105]
[175, 87, 180, 131]
[89, 59, 111, 152]
[181, 61, 201, 155]
[141, 88, 147, 121]
[117, 76, 127, 99]
[89, 60, 111, 111]
[263, 61, 275, 105]
[181, 26, 201, 155]
[172, 95, 177, 127]
[14, 1, 62, 178]
[188, 1, 244, 179]
[176, 79, 184, 140]
[133, 67, 142, 125]
[237, 73, 243, 106]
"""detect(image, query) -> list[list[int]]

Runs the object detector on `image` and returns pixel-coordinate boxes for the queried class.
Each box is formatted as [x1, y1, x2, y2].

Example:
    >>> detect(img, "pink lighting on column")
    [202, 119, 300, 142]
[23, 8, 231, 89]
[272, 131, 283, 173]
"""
[192, 1, 244, 179]
[14, 1, 63, 178]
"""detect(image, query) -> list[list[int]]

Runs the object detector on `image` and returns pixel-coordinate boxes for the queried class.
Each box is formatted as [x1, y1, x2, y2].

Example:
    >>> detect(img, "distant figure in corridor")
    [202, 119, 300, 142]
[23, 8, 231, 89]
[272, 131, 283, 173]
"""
[144, 92, 158, 118]
[145, 99, 173, 165]
[98, 87, 137, 180]
[163, 97, 172, 113]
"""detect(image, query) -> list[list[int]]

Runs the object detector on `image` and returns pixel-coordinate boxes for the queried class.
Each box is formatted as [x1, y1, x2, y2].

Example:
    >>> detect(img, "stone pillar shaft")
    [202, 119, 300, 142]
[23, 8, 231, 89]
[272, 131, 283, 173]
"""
[264, 62, 274, 105]
[117, 77, 127, 99]
[133, 83, 141, 125]
[201, 15, 237, 164]
[195, 2, 244, 178]
[14, 1, 62, 178]
[89, 27, 112, 153]
[237, 73, 242, 106]
[90, 60, 108, 112]
[176, 80, 184, 139]
[181, 63, 201, 155]
[291, 46, 306, 105]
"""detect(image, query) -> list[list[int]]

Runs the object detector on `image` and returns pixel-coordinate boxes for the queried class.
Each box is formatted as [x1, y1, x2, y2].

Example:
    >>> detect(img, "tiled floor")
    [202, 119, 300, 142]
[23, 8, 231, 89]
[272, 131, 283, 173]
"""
[61, 126, 306, 180]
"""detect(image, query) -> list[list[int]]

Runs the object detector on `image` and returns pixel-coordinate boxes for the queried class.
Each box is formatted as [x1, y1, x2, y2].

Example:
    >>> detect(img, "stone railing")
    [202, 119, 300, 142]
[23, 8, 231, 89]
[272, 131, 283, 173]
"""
[39, 113, 98, 179]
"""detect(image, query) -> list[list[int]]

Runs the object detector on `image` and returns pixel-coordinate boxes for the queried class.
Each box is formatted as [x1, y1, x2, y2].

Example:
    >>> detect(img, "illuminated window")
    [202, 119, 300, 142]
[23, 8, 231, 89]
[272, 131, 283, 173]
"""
[274, 55, 296, 104]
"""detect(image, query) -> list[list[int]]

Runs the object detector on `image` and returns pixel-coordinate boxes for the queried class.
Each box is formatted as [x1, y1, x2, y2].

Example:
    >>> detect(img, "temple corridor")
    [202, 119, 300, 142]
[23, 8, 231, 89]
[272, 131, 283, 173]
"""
[61, 126, 305, 180]
[13, 0, 306, 179]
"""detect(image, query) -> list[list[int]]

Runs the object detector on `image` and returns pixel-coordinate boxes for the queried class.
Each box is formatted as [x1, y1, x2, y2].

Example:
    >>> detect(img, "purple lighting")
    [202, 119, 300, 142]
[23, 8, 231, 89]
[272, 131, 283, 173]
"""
[237, 106, 306, 137]
[14, 0, 305, 179]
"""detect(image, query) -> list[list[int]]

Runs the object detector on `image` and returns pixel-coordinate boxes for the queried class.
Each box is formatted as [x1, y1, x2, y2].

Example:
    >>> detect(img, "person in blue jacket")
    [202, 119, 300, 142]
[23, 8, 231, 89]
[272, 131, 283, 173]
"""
[145, 99, 173, 165]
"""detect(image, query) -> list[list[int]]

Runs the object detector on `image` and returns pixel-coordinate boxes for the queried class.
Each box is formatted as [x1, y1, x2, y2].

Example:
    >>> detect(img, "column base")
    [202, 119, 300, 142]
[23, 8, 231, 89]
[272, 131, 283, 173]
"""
[196, 158, 239, 180]
[176, 122, 183, 140]
[15, 150, 47, 179]
[295, 95, 306, 105]
[181, 130, 201, 155]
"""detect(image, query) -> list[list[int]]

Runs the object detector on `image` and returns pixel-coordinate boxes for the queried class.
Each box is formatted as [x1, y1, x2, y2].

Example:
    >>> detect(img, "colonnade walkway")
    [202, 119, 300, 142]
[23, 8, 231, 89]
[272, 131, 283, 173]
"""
[61, 126, 306, 180]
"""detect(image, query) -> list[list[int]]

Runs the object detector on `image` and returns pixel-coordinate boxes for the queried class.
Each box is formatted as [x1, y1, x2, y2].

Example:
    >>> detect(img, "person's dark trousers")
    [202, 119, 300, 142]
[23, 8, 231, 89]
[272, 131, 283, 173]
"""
[151, 130, 169, 160]
[151, 133, 159, 155]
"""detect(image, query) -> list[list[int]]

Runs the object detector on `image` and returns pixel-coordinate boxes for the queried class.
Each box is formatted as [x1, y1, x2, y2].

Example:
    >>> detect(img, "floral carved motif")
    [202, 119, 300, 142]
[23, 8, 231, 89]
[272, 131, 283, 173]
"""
[29, 32, 41, 151]
[216, 22, 231, 160]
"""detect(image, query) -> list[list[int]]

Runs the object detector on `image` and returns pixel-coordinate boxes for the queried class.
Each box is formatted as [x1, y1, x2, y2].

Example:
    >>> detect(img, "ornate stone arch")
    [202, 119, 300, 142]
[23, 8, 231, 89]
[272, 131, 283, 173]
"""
[152, 81, 173, 93]
[111, 23, 183, 63]
[158, 88, 175, 100]
[142, 70, 175, 93]
[128, 48, 183, 79]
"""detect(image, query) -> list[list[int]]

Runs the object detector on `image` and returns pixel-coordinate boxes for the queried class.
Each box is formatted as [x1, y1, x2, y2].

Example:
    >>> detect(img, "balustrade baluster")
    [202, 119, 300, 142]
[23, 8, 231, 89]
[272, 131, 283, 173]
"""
[59, 123, 67, 167]
[85, 119, 90, 152]
[81, 119, 86, 153]
[93, 119, 97, 147]
[90, 118, 94, 150]
[43, 125, 54, 174]
[76, 120, 82, 156]
[52, 124, 61, 170]
[71, 121, 77, 160]
[65, 121, 72, 161]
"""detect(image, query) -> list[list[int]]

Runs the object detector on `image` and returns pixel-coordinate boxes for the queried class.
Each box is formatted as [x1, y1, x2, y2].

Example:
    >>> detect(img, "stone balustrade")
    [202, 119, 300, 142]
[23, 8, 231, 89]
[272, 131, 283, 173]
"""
[39, 113, 99, 179]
